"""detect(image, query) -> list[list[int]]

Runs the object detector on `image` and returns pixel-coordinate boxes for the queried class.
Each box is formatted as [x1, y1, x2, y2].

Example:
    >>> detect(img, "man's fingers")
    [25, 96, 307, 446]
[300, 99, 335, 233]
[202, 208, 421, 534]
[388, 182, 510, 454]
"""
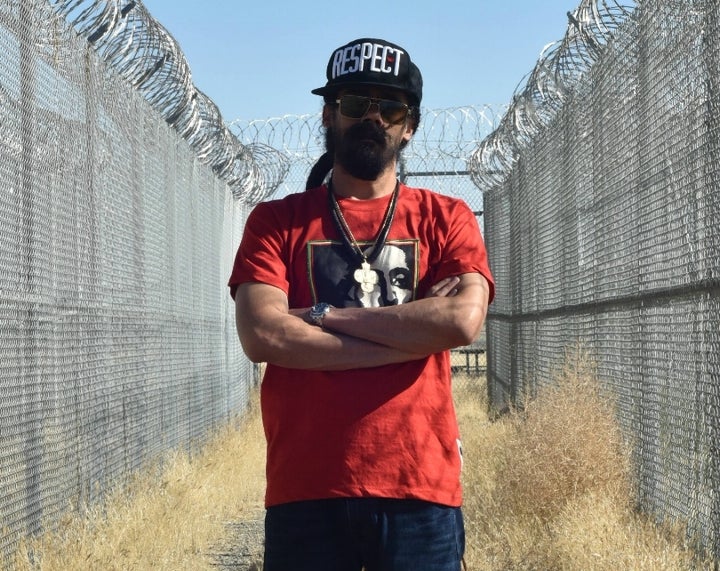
[427, 276, 461, 297]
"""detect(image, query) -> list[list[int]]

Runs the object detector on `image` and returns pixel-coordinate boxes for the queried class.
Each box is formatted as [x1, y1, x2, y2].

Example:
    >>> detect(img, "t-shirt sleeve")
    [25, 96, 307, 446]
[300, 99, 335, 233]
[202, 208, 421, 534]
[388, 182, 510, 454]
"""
[436, 199, 495, 302]
[228, 202, 290, 299]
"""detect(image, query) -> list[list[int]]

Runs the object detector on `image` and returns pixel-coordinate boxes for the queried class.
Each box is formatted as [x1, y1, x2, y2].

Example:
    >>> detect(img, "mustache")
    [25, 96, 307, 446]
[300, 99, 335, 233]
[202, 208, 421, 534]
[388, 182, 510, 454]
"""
[344, 122, 387, 145]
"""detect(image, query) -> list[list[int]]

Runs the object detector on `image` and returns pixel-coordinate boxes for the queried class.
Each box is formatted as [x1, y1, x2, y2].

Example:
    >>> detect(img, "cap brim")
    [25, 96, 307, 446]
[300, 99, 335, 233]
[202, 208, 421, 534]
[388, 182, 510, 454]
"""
[311, 82, 419, 105]
[311, 86, 332, 97]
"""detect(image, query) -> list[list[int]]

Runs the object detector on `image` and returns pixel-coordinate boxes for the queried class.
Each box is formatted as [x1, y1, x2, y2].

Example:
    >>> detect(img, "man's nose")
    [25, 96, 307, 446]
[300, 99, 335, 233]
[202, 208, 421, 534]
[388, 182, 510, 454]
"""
[362, 102, 385, 125]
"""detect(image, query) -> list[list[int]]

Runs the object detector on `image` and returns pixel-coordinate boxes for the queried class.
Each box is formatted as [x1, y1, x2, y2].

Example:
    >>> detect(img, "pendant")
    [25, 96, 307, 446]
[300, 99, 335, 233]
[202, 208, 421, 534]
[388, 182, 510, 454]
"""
[353, 261, 378, 293]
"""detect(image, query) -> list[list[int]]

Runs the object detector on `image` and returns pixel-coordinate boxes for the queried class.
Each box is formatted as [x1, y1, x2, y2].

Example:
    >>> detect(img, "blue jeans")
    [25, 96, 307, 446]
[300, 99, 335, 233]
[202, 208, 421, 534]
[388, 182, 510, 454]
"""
[263, 498, 465, 571]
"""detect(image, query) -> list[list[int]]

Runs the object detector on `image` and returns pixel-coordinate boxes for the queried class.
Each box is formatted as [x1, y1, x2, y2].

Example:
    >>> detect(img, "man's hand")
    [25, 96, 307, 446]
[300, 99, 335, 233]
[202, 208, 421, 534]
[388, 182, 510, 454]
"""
[425, 276, 460, 298]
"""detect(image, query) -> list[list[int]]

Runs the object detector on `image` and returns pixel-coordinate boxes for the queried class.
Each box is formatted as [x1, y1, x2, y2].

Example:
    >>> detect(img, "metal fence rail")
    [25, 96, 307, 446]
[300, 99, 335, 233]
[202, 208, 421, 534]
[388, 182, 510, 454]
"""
[471, 0, 720, 557]
[0, 1, 254, 565]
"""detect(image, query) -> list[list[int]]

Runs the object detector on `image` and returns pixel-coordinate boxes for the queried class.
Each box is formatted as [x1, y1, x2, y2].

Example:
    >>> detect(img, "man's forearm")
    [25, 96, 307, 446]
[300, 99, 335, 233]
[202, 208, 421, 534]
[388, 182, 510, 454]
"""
[235, 276, 487, 371]
[236, 284, 427, 370]
[254, 319, 428, 371]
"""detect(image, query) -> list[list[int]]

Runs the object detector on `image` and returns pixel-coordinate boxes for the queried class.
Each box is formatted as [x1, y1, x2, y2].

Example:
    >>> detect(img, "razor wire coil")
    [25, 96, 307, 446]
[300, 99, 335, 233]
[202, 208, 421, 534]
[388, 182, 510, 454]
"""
[45, 0, 289, 203]
[468, 0, 638, 192]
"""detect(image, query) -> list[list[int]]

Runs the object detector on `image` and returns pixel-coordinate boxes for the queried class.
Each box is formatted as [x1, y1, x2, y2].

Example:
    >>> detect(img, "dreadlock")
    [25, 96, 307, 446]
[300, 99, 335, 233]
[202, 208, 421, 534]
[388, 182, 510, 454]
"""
[305, 151, 334, 190]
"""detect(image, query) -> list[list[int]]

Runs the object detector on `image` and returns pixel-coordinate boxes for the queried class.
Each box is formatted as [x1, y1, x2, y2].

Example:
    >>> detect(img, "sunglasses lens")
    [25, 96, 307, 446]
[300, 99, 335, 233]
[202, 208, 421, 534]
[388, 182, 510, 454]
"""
[378, 100, 409, 124]
[338, 95, 410, 124]
[339, 95, 370, 118]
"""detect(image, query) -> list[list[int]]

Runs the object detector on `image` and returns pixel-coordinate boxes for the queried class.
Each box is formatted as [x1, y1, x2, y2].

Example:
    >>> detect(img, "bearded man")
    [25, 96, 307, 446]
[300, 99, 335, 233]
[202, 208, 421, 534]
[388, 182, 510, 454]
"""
[229, 37, 495, 571]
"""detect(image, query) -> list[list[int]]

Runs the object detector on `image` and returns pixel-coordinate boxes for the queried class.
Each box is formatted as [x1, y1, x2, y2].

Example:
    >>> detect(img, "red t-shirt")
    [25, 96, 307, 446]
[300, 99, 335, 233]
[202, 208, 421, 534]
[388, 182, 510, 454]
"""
[229, 183, 494, 507]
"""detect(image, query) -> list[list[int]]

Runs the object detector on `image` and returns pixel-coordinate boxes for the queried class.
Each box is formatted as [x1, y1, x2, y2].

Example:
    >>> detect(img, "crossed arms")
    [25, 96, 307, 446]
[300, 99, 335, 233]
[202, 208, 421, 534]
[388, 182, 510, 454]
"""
[234, 273, 490, 371]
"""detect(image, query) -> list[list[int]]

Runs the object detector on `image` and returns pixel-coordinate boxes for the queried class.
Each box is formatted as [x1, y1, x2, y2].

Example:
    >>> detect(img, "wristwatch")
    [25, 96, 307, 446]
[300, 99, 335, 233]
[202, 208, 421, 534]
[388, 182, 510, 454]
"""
[308, 302, 332, 327]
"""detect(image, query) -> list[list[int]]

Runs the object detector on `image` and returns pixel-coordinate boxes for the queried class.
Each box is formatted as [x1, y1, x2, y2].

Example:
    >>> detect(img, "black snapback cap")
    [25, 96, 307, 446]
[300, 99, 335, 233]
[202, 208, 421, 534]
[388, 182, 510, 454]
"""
[311, 38, 423, 106]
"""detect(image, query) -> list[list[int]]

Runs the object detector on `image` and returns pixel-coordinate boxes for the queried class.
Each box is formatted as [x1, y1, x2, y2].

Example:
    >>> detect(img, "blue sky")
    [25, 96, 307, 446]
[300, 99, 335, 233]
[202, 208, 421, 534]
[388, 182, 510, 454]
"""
[140, 0, 579, 122]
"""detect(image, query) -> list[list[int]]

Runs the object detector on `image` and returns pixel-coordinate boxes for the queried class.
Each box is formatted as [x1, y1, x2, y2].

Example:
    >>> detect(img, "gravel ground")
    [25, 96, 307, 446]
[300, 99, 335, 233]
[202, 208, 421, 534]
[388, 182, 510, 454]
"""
[209, 510, 265, 570]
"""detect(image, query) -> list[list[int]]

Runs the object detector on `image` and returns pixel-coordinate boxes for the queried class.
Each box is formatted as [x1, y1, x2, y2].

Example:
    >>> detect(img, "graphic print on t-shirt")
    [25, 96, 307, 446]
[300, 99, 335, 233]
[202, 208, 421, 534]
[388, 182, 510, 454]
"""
[308, 239, 419, 308]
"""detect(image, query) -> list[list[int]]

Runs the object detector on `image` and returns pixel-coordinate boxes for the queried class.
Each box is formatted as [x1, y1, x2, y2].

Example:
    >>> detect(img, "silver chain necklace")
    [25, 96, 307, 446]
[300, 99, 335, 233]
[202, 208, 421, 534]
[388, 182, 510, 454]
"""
[328, 179, 399, 293]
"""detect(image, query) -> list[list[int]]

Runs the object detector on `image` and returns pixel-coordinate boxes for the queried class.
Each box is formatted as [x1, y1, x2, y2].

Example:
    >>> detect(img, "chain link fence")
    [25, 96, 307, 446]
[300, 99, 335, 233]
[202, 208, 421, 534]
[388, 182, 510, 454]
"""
[0, 1, 256, 565]
[469, 0, 720, 557]
[12, 0, 719, 563]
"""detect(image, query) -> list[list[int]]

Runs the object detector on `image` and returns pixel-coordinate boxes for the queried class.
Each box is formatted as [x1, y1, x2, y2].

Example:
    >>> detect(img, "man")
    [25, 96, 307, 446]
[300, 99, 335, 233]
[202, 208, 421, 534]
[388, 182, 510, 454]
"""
[229, 37, 494, 571]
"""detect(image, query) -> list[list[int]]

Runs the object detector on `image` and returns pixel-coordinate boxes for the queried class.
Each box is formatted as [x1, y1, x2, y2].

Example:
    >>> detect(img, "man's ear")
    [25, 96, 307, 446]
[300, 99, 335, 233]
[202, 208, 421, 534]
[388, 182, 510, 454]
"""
[402, 121, 415, 143]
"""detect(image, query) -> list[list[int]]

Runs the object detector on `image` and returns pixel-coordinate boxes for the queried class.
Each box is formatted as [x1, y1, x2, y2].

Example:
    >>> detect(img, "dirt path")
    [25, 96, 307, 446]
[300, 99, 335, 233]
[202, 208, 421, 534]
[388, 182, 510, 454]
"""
[209, 510, 265, 570]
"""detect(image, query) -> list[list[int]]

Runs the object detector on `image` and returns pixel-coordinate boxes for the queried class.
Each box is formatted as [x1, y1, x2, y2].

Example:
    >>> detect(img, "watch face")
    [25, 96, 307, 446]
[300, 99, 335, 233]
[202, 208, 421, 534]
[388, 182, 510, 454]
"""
[310, 303, 330, 324]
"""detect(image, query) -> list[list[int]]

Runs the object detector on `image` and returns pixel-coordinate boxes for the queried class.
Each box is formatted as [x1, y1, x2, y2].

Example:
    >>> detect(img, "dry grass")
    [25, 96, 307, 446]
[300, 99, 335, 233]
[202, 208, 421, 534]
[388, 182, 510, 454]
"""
[9, 400, 266, 571]
[8, 348, 717, 570]
[457, 347, 715, 570]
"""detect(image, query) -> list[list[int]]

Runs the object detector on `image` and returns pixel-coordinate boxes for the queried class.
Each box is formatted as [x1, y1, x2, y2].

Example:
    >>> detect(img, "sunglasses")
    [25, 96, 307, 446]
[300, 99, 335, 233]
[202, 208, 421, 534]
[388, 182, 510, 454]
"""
[335, 94, 412, 125]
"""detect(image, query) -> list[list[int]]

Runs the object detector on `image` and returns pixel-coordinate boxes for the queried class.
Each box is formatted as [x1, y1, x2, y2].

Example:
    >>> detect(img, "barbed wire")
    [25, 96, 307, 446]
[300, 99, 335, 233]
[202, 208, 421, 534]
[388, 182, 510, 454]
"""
[467, 0, 639, 192]
[230, 105, 505, 203]
[46, 0, 289, 202]
[45, 0, 638, 201]
[230, 105, 504, 163]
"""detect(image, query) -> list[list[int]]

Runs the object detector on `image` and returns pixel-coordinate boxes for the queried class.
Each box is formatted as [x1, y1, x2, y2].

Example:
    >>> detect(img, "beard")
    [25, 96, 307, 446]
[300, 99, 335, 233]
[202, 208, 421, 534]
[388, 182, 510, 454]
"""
[326, 122, 401, 181]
